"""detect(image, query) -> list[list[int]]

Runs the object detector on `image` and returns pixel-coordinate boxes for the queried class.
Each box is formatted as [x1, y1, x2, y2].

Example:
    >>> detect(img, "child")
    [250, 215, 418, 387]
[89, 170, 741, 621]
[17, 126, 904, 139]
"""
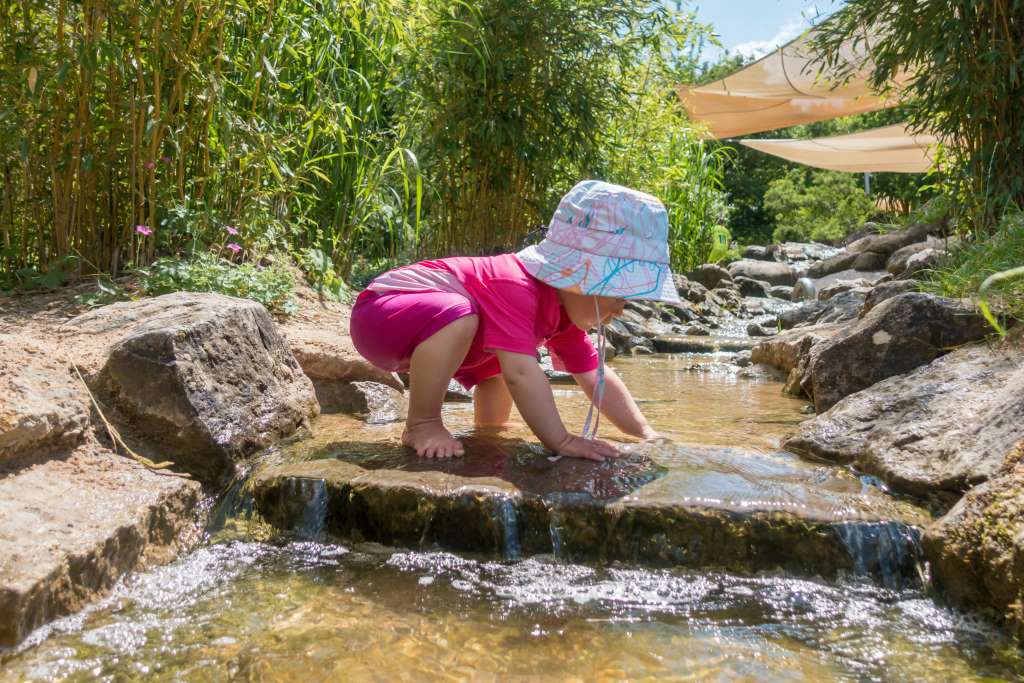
[350, 180, 682, 461]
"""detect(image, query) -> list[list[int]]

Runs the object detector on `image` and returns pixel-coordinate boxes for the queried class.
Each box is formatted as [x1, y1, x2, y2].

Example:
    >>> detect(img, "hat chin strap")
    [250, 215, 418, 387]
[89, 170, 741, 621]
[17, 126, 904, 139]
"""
[581, 296, 606, 441]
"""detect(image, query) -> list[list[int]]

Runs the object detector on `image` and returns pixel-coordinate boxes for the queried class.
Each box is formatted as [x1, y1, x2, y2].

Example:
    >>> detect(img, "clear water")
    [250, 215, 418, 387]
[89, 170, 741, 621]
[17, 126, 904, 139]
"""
[3, 354, 1022, 681]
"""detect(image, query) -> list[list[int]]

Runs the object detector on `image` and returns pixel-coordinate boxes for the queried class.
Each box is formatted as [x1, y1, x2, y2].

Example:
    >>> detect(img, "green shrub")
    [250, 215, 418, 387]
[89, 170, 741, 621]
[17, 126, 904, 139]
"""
[921, 209, 1024, 325]
[136, 252, 297, 315]
[765, 169, 880, 244]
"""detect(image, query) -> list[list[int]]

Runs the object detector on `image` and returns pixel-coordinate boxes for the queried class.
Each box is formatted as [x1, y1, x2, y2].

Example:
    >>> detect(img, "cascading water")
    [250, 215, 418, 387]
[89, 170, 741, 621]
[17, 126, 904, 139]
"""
[833, 520, 927, 589]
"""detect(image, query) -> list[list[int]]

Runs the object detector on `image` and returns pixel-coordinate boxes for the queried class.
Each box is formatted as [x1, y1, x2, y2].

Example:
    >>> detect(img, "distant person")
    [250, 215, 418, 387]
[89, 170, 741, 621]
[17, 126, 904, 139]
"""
[350, 180, 679, 460]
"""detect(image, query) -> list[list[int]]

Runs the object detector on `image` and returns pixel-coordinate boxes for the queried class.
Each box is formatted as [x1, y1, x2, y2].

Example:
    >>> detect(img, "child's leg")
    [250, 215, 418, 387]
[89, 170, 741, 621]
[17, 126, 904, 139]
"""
[404, 314, 478, 458]
[473, 375, 513, 426]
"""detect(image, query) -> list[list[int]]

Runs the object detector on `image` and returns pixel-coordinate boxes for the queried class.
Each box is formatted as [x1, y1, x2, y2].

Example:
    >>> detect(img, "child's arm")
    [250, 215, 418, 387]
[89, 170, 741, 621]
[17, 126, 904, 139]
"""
[495, 350, 620, 461]
[573, 367, 660, 440]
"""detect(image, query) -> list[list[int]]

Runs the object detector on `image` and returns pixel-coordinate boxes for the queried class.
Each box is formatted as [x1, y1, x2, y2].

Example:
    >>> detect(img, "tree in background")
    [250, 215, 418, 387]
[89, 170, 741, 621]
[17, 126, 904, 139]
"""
[764, 168, 879, 244]
[812, 0, 1024, 235]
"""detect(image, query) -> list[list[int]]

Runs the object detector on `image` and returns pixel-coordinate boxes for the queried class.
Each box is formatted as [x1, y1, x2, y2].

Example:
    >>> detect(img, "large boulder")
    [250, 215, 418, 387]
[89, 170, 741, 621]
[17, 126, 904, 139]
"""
[886, 237, 944, 275]
[852, 250, 889, 271]
[727, 259, 797, 286]
[734, 276, 771, 298]
[684, 265, 732, 290]
[742, 245, 770, 261]
[0, 335, 90, 464]
[801, 292, 990, 412]
[846, 222, 935, 257]
[818, 279, 872, 302]
[751, 323, 848, 397]
[860, 280, 918, 317]
[785, 336, 1023, 495]
[924, 448, 1024, 640]
[64, 293, 319, 481]
[777, 290, 866, 331]
[807, 252, 858, 279]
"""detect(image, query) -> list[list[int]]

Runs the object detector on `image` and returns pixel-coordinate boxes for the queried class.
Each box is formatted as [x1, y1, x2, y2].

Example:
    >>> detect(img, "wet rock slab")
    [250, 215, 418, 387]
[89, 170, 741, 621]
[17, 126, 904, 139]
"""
[252, 440, 930, 585]
[785, 336, 1024, 496]
[0, 448, 201, 647]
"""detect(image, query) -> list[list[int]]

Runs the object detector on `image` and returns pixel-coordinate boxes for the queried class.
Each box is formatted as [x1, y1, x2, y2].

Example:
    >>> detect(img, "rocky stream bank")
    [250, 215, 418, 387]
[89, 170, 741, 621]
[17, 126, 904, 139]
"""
[1, 219, 1022, 653]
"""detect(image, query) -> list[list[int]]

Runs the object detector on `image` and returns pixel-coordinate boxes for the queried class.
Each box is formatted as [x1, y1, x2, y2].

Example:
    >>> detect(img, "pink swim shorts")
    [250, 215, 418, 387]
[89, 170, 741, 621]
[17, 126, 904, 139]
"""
[350, 289, 494, 387]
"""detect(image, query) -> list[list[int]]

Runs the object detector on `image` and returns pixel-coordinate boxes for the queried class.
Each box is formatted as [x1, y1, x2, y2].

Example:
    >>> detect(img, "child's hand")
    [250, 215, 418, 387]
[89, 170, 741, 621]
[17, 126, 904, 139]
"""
[554, 434, 620, 461]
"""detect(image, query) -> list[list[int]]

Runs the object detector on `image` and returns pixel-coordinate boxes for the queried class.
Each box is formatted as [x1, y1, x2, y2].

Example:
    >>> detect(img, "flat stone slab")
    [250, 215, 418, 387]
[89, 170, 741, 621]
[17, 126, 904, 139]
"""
[0, 447, 201, 647]
[252, 439, 930, 586]
[652, 335, 757, 354]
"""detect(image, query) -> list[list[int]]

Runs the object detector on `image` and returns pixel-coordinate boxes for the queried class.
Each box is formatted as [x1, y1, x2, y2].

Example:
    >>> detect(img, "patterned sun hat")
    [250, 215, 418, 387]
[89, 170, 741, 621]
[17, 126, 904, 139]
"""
[516, 180, 681, 303]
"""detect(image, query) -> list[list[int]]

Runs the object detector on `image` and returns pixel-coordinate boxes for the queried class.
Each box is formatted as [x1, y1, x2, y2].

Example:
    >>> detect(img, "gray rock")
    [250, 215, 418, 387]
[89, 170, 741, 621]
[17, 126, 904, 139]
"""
[734, 276, 771, 298]
[860, 280, 918, 317]
[924, 454, 1024, 640]
[814, 289, 869, 325]
[661, 300, 699, 322]
[770, 285, 794, 300]
[785, 339, 1023, 496]
[624, 301, 656, 319]
[319, 381, 407, 423]
[807, 252, 858, 279]
[751, 323, 848, 398]
[801, 292, 991, 413]
[899, 248, 944, 279]
[778, 302, 826, 329]
[733, 350, 753, 367]
[653, 335, 756, 353]
[743, 245, 770, 260]
[728, 259, 797, 286]
[65, 293, 319, 481]
[846, 222, 936, 257]
[819, 278, 872, 302]
[685, 325, 710, 336]
[746, 322, 775, 337]
[678, 280, 709, 305]
[684, 264, 732, 290]
[791, 277, 817, 302]
[852, 250, 889, 271]
[767, 242, 839, 264]
[0, 448, 201, 647]
[886, 237, 943, 275]
[0, 336, 90, 464]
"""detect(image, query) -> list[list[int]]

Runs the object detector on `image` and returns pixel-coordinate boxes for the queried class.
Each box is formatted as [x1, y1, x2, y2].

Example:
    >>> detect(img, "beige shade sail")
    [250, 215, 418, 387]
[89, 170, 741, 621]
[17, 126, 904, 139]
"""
[739, 123, 937, 173]
[677, 27, 911, 138]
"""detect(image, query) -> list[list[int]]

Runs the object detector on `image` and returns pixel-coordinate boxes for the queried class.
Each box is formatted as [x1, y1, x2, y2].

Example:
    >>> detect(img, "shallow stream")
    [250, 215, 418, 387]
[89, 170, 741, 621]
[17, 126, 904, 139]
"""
[3, 355, 1022, 681]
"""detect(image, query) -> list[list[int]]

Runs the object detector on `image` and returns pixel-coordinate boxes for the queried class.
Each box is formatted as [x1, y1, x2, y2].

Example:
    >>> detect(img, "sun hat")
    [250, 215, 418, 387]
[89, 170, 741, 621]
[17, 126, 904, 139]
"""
[516, 180, 681, 304]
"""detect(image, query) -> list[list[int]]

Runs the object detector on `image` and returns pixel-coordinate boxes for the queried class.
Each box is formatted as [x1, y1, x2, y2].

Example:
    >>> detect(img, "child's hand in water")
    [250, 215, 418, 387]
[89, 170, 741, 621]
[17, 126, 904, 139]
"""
[554, 434, 620, 462]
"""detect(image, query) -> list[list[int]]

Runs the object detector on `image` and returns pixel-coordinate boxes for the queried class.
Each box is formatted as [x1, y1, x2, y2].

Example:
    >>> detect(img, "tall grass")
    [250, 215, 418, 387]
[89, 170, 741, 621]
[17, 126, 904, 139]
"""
[0, 0, 419, 285]
[920, 209, 1024, 325]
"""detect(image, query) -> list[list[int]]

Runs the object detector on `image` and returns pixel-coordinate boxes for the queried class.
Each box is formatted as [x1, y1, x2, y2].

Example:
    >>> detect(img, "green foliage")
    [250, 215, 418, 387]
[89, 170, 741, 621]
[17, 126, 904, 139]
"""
[0, 0, 419, 280]
[920, 209, 1024, 326]
[406, 0, 712, 256]
[764, 169, 880, 244]
[136, 252, 297, 315]
[812, 0, 1024, 235]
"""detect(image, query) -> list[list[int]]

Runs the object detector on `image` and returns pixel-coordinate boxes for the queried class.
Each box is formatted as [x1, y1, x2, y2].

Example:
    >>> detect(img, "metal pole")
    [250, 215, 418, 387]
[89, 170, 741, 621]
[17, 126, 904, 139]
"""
[863, 172, 872, 194]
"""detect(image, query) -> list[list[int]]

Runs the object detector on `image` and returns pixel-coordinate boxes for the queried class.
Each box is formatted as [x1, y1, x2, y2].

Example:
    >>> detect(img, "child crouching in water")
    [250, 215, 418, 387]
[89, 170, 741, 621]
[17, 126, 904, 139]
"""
[350, 180, 681, 461]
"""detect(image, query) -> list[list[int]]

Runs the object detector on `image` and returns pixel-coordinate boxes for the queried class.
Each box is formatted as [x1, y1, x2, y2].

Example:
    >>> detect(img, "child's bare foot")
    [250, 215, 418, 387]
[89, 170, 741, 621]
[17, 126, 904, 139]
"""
[402, 419, 465, 458]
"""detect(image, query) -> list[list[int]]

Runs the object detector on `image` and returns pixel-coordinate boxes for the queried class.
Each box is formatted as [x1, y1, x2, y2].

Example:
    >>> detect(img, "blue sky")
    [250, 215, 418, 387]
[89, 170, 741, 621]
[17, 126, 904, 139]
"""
[683, 0, 842, 62]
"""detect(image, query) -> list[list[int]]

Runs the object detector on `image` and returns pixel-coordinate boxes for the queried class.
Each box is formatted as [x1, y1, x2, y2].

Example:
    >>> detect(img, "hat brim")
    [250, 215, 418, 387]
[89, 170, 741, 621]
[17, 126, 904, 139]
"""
[517, 242, 681, 304]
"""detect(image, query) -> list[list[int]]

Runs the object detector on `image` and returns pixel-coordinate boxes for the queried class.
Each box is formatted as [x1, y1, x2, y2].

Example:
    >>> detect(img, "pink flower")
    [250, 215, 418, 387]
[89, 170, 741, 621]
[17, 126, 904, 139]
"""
[135, 225, 153, 236]
[224, 225, 239, 235]
[226, 242, 242, 254]
[144, 161, 156, 170]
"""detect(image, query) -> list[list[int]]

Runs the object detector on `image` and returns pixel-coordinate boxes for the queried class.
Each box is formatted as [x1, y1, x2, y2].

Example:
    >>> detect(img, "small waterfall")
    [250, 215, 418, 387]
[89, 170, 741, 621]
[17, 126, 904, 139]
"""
[495, 497, 521, 561]
[834, 521, 925, 589]
[205, 468, 255, 535]
[292, 478, 329, 542]
[547, 507, 566, 561]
